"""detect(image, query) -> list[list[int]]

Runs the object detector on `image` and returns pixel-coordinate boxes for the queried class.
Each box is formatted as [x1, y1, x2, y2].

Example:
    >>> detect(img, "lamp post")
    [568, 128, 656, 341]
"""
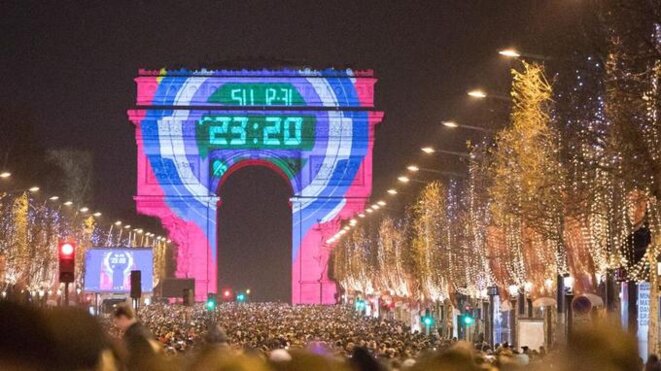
[524, 281, 533, 318]
[563, 274, 575, 340]
[508, 284, 519, 348]
[487, 286, 499, 347]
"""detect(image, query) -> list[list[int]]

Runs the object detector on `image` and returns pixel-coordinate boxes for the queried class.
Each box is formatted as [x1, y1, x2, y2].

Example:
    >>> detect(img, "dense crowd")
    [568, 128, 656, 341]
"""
[0, 300, 656, 370]
[136, 302, 438, 359]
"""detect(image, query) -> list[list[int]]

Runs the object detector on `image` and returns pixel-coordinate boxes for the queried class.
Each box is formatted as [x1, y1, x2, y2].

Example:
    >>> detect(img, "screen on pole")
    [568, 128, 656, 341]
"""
[84, 248, 153, 293]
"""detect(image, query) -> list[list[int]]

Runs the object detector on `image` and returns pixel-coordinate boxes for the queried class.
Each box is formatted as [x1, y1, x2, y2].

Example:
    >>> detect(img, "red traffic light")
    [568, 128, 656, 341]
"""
[60, 243, 74, 256]
[58, 240, 76, 283]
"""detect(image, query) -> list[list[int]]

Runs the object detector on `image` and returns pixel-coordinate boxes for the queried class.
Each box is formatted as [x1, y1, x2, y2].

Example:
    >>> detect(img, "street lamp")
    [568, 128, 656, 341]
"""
[442, 121, 495, 134]
[49, 196, 59, 201]
[563, 274, 575, 339]
[498, 48, 521, 58]
[79, 207, 89, 213]
[407, 165, 420, 172]
[0, 172, 11, 179]
[93, 212, 102, 217]
[387, 189, 398, 195]
[508, 284, 519, 349]
[467, 89, 488, 99]
[63, 201, 73, 206]
[398, 176, 410, 183]
[28, 186, 39, 193]
[420, 146, 471, 158]
[524, 282, 533, 317]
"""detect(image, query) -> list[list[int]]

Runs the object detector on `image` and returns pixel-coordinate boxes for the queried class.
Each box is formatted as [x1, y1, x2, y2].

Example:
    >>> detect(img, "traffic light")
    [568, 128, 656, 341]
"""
[236, 292, 246, 302]
[422, 309, 434, 327]
[58, 241, 75, 283]
[206, 293, 217, 311]
[462, 313, 475, 326]
[355, 298, 366, 311]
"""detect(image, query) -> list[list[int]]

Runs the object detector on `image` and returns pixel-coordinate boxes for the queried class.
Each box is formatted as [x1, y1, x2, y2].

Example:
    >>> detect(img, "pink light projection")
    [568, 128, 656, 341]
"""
[128, 68, 382, 303]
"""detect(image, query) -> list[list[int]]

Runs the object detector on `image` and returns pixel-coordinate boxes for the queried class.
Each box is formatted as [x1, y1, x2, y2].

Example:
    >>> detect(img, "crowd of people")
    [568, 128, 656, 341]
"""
[0, 299, 656, 370]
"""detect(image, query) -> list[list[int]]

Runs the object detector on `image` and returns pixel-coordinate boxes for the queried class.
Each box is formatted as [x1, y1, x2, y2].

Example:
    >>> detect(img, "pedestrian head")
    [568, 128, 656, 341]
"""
[112, 303, 136, 332]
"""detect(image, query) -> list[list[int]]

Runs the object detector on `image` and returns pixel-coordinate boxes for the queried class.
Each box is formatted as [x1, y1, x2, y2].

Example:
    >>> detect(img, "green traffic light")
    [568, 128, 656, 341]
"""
[237, 293, 246, 302]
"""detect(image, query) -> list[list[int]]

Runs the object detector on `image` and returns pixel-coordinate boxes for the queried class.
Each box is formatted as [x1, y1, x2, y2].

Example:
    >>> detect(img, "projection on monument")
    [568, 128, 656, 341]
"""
[128, 68, 382, 304]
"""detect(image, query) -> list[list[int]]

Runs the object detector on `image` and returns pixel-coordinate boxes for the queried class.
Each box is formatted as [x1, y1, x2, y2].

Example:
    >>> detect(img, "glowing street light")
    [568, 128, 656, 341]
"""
[49, 196, 59, 201]
[377, 200, 386, 206]
[79, 207, 89, 213]
[398, 176, 410, 183]
[441, 121, 495, 133]
[387, 189, 398, 195]
[114, 220, 122, 226]
[93, 212, 102, 217]
[63, 201, 73, 206]
[0, 172, 11, 179]
[467, 89, 487, 99]
[28, 186, 40, 193]
[366, 208, 374, 214]
[407, 165, 420, 172]
[498, 48, 521, 58]
[421, 146, 435, 154]
[124, 225, 131, 229]
[358, 213, 366, 218]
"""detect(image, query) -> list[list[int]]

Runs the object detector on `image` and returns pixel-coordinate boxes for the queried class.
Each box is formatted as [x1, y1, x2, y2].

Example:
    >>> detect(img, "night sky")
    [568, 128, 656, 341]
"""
[0, 1, 587, 301]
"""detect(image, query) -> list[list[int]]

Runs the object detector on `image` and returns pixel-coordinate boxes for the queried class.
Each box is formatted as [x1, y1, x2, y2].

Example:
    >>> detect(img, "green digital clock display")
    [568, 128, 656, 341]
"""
[197, 115, 316, 153]
[207, 83, 305, 106]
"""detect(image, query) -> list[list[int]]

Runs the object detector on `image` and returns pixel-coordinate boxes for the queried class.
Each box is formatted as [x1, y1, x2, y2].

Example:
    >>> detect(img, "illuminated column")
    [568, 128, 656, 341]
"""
[292, 197, 369, 305]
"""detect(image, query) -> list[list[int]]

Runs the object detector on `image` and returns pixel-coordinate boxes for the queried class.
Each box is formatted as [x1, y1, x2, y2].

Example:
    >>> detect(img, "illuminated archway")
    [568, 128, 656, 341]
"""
[128, 68, 382, 303]
[217, 163, 293, 302]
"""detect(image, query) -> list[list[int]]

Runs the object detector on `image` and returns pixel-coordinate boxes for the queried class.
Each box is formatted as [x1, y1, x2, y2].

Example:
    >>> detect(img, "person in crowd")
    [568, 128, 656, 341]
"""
[113, 303, 170, 370]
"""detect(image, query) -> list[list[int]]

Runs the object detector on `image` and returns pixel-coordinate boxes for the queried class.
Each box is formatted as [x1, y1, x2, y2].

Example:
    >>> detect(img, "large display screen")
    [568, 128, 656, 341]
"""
[84, 248, 153, 293]
[197, 114, 316, 150]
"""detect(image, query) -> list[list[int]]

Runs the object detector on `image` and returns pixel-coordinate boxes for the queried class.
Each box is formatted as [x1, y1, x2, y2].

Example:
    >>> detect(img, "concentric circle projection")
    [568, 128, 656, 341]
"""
[128, 68, 382, 303]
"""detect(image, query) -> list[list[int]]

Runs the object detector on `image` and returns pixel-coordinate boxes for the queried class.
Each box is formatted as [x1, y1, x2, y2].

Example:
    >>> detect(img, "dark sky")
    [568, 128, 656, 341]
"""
[0, 1, 586, 299]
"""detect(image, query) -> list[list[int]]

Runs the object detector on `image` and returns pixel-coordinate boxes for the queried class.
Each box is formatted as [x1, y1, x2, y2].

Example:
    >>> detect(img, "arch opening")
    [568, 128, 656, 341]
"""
[217, 164, 293, 303]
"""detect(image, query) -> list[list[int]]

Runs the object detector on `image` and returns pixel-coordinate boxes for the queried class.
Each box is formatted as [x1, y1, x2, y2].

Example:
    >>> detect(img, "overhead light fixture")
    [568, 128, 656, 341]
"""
[358, 213, 366, 218]
[28, 186, 40, 193]
[377, 200, 386, 206]
[124, 225, 131, 229]
[93, 212, 102, 217]
[79, 207, 89, 213]
[0, 172, 11, 178]
[387, 189, 398, 195]
[407, 165, 420, 172]
[114, 220, 122, 226]
[398, 176, 410, 183]
[63, 201, 73, 206]
[442, 121, 459, 128]
[421, 147, 435, 154]
[49, 196, 59, 201]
